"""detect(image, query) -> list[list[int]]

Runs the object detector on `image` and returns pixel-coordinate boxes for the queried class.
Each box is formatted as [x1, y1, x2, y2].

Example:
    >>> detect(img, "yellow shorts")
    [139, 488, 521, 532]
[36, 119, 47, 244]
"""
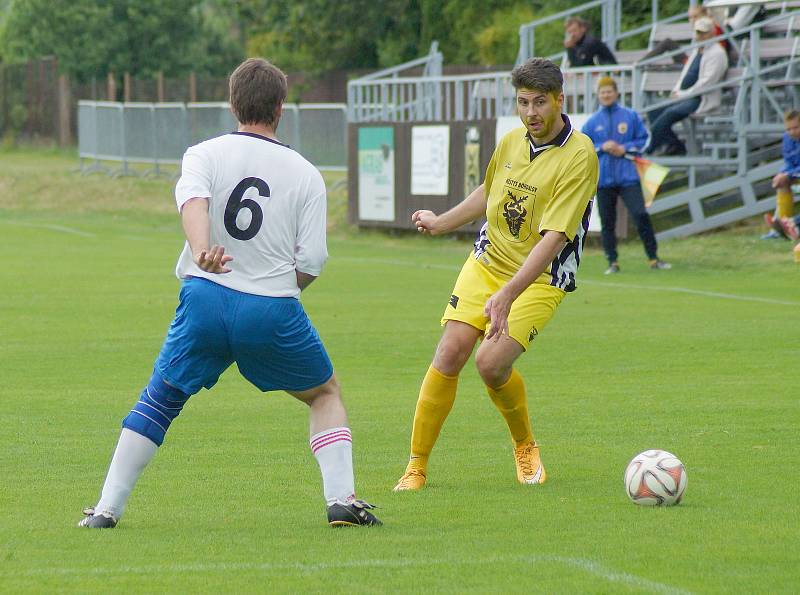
[441, 256, 565, 350]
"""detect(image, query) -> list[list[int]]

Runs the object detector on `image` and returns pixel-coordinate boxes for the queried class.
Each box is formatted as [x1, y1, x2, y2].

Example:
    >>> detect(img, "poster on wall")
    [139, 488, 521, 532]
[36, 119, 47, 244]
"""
[358, 127, 395, 221]
[464, 126, 481, 196]
[411, 125, 450, 195]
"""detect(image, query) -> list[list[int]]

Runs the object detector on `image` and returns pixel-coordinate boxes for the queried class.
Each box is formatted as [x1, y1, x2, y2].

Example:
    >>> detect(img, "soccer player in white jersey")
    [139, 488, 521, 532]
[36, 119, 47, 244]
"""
[79, 58, 380, 528]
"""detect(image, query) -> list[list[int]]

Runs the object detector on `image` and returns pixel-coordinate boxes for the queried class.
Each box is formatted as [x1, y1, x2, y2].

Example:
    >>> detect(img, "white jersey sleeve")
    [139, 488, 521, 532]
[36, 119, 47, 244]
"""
[295, 183, 328, 276]
[174, 145, 213, 210]
[173, 132, 328, 298]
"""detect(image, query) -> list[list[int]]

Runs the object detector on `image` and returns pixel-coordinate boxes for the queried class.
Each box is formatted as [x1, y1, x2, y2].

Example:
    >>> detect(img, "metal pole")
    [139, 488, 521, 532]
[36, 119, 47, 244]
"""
[750, 28, 760, 127]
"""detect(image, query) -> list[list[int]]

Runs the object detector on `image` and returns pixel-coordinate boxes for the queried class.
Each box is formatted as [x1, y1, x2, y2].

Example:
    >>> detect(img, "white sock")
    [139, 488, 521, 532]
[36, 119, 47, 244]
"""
[94, 428, 158, 518]
[310, 427, 355, 505]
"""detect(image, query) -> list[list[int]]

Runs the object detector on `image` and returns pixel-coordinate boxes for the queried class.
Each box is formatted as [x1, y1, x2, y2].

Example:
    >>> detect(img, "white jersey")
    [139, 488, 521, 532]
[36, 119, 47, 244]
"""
[174, 132, 328, 298]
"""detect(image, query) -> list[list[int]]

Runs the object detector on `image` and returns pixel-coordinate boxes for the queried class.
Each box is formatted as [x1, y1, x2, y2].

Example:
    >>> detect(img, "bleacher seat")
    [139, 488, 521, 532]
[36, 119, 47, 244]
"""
[762, 15, 800, 35]
[615, 49, 676, 68]
[650, 21, 694, 44]
[641, 70, 680, 93]
[614, 49, 649, 63]
[764, 1, 800, 9]
[737, 37, 799, 62]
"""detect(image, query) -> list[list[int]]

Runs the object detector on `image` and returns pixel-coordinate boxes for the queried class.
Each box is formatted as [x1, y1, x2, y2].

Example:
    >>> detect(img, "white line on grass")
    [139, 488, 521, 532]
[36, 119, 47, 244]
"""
[0, 219, 96, 238]
[582, 279, 800, 306]
[335, 255, 800, 307]
[12, 554, 692, 594]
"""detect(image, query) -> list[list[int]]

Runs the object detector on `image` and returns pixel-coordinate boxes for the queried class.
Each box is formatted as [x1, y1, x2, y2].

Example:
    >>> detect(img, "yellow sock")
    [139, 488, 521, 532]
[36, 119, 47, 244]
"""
[408, 366, 458, 471]
[487, 369, 533, 448]
[777, 188, 794, 219]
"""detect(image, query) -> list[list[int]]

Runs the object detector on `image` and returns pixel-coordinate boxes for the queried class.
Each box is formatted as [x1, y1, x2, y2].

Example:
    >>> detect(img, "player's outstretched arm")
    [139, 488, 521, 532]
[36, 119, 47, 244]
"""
[412, 184, 486, 235]
[181, 197, 233, 274]
[484, 230, 568, 342]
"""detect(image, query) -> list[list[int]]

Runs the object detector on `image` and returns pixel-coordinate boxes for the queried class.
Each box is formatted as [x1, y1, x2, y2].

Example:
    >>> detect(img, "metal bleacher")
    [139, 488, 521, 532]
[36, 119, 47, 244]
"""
[634, 11, 799, 237]
[347, 0, 800, 239]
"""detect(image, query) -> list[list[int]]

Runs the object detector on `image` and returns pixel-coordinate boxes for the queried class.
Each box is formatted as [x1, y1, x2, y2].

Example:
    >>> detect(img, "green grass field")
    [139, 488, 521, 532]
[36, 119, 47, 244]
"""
[1, 148, 798, 593]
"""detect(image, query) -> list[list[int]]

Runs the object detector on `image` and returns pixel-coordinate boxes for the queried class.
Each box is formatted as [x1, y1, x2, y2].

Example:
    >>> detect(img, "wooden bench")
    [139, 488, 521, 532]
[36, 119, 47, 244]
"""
[762, 15, 800, 35]
[736, 36, 799, 62]
[615, 49, 677, 67]
[650, 22, 694, 44]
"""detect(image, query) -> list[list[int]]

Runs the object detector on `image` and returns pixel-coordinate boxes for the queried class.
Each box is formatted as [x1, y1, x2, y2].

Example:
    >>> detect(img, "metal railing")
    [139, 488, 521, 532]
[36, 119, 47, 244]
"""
[78, 102, 347, 176]
[346, 7, 799, 238]
[516, 0, 690, 65]
[349, 11, 798, 127]
[347, 42, 445, 122]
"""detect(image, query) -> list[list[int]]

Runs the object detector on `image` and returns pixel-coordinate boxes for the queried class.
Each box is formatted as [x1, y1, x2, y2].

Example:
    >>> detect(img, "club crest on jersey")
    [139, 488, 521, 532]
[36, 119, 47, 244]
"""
[617, 122, 628, 135]
[502, 190, 528, 239]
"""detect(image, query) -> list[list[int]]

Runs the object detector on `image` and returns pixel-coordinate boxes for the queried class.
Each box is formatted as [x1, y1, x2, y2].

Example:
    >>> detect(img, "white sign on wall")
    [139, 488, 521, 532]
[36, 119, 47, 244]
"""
[411, 125, 450, 195]
[495, 116, 522, 146]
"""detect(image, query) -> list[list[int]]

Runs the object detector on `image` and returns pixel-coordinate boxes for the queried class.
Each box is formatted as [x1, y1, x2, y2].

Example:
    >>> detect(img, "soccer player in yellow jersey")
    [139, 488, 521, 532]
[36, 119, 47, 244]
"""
[394, 58, 599, 490]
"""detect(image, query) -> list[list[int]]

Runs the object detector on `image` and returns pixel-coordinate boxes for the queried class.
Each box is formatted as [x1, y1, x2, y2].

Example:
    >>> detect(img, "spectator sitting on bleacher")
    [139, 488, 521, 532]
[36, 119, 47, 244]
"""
[642, 5, 726, 65]
[763, 110, 800, 239]
[645, 16, 728, 156]
[724, 2, 766, 33]
[564, 17, 617, 67]
[582, 76, 671, 273]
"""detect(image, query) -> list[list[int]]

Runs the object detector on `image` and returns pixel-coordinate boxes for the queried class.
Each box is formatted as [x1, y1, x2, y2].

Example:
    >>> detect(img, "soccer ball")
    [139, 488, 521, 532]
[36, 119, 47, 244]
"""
[624, 449, 687, 506]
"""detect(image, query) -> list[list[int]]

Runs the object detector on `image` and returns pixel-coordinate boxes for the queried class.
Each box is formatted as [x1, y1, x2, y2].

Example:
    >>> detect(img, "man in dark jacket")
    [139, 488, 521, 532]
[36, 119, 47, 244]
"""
[582, 77, 670, 273]
[564, 17, 617, 67]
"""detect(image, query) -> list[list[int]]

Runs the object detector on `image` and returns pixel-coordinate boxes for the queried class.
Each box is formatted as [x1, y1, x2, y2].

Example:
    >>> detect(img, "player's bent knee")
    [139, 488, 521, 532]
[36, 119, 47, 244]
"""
[289, 374, 341, 405]
[475, 355, 511, 388]
[433, 342, 470, 375]
[122, 372, 190, 446]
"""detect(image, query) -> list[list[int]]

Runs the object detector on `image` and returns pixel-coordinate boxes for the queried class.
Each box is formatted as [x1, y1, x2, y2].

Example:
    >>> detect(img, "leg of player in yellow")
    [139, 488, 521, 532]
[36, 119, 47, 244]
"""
[394, 321, 482, 491]
[475, 335, 545, 484]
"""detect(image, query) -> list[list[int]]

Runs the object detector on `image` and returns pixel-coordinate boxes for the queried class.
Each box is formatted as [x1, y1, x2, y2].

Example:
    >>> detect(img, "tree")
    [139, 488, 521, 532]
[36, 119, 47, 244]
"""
[2, 0, 117, 79]
[0, 0, 243, 80]
[241, 0, 420, 75]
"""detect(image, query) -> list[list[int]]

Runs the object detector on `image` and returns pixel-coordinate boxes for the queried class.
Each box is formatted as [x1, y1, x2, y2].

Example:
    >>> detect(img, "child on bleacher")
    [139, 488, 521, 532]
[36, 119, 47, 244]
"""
[763, 110, 800, 240]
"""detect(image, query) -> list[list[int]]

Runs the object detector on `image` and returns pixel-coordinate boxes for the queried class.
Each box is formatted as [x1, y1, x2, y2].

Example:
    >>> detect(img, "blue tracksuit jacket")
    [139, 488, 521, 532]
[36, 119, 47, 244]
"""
[582, 103, 650, 189]
[781, 132, 800, 178]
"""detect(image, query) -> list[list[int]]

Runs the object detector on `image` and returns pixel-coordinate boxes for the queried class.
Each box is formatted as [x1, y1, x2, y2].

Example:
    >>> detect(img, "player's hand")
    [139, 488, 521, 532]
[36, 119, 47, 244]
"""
[602, 141, 625, 157]
[484, 289, 514, 342]
[411, 210, 440, 235]
[772, 173, 789, 188]
[194, 244, 233, 273]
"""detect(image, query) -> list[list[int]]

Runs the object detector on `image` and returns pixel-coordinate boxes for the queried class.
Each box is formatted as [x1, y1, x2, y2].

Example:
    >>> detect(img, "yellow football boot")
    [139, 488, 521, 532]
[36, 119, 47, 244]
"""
[393, 467, 427, 491]
[514, 441, 546, 484]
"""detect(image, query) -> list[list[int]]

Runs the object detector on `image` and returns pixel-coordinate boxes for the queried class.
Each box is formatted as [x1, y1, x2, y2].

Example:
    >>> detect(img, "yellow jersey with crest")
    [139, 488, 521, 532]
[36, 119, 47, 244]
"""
[472, 114, 598, 292]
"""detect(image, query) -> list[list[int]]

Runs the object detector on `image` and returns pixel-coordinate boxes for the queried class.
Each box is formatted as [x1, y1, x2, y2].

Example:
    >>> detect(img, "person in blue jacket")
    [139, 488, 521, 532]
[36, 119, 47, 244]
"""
[582, 77, 671, 274]
[764, 110, 800, 239]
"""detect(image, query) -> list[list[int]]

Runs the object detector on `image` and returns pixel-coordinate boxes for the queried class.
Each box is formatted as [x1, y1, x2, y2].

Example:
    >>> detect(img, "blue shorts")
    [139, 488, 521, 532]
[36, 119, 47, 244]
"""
[154, 277, 333, 395]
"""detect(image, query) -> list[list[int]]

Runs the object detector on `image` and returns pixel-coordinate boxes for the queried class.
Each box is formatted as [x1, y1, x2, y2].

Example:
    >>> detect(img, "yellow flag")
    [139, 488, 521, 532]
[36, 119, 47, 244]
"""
[632, 157, 670, 207]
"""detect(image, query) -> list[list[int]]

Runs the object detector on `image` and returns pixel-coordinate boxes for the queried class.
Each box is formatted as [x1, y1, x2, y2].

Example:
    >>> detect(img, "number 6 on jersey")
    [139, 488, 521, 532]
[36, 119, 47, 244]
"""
[224, 177, 270, 240]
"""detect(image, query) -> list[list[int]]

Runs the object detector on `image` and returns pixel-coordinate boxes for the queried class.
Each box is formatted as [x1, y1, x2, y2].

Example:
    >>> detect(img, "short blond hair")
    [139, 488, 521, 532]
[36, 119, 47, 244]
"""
[597, 76, 617, 91]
